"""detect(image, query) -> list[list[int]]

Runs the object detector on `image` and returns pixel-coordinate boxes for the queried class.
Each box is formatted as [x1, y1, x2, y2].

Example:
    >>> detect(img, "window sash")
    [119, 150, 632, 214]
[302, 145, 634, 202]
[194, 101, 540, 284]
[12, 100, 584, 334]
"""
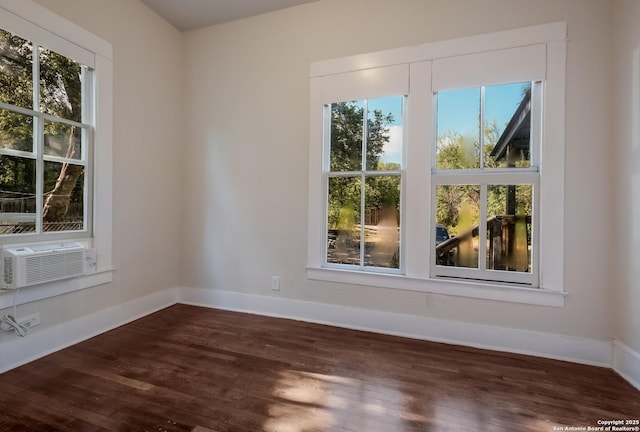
[430, 173, 540, 285]
[430, 76, 542, 285]
[0, 31, 94, 241]
[323, 171, 404, 273]
[322, 95, 405, 272]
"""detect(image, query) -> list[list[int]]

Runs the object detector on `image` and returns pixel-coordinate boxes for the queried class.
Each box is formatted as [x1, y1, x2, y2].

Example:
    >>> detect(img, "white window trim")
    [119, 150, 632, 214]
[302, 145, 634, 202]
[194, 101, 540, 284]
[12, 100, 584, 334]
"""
[320, 69, 408, 273]
[307, 22, 567, 307]
[0, 0, 113, 309]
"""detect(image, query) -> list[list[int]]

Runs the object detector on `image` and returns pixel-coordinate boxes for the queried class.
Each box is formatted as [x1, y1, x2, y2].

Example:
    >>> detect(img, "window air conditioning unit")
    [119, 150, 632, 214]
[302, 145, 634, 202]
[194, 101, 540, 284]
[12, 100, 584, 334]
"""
[2, 242, 95, 289]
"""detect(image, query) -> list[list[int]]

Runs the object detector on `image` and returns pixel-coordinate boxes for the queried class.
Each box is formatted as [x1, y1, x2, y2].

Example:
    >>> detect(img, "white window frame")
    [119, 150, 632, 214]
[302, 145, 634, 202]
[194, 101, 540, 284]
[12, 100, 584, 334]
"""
[322, 94, 407, 274]
[0, 31, 94, 241]
[310, 64, 409, 271]
[307, 22, 567, 307]
[0, 0, 113, 308]
[430, 80, 543, 286]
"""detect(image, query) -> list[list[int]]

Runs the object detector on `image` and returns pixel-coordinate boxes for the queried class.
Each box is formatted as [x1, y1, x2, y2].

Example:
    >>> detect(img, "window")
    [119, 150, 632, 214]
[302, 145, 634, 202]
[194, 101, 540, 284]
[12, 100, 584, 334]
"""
[325, 96, 404, 271]
[308, 23, 566, 306]
[0, 27, 93, 238]
[432, 81, 541, 285]
[0, 1, 113, 305]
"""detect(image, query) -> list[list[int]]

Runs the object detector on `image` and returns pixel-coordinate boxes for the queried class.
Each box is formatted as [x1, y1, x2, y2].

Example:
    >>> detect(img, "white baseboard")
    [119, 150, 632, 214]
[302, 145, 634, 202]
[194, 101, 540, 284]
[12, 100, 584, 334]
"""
[0, 286, 620, 379]
[613, 340, 640, 391]
[179, 287, 612, 368]
[0, 288, 178, 374]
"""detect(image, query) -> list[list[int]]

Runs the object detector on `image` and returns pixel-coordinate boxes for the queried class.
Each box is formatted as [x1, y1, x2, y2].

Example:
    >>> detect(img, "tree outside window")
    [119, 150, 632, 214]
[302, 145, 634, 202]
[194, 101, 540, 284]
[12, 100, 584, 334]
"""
[326, 97, 403, 270]
[0, 28, 90, 236]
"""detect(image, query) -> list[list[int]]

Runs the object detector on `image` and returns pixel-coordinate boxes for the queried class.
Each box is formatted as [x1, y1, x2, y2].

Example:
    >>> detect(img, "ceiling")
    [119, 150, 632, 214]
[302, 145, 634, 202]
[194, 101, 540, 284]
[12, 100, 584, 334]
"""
[140, 0, 319, 31]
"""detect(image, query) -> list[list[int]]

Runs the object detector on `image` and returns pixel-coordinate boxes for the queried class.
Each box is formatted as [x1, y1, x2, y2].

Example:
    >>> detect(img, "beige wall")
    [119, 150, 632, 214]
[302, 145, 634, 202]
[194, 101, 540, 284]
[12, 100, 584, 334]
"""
[613, 0, 640, 353]
[17, 0, 185, 326]
[182, 0, 615, 341]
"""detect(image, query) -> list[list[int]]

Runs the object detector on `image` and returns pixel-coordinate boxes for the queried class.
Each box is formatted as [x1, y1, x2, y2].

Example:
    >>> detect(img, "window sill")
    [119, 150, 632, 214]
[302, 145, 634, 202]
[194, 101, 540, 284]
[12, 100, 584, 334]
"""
[0, 270, 114, 310]
[306, 267, 566, 307]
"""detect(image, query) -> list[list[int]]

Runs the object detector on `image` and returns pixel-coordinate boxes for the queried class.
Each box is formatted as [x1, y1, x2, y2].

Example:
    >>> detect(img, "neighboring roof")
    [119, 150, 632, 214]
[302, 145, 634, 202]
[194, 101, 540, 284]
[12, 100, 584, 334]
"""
[490, 89, 531, 161]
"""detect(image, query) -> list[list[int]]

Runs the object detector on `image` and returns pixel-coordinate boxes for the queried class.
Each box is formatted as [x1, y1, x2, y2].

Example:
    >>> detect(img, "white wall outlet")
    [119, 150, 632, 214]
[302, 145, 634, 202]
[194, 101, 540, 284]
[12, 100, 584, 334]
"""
[18, 312, 40, 329]
[271, 276, 280, 291]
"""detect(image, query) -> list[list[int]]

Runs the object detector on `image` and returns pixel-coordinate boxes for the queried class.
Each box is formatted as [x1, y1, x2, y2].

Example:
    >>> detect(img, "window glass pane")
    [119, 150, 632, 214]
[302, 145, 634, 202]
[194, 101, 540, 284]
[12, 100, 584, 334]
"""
[485, 82, 532, 168]
[43, 161, 84, 232]
[435, 184, 480, 268]
[0, 155, 36, 234]
[0, 29, 32, 109]
[327, 176, 361, 265]
[364, 175, 400, 269]
[366, 96, 403, 171]
[436, 88, 480, 170]
[44, 120, 82, 160]
[39, 47, 83, 122]
[0, 109, 33, 152]
[330, 101, 363, 172]
[486, 185, 532, 273]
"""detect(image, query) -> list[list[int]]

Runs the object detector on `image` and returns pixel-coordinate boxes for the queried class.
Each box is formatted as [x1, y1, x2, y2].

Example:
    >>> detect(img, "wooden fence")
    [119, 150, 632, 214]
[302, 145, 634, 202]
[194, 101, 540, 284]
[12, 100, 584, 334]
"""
[435, 215, 532, 272]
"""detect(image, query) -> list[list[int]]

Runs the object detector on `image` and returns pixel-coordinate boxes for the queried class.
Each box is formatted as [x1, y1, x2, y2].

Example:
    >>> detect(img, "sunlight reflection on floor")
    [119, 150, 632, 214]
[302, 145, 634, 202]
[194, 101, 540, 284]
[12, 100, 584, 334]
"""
[264, 369, 411, 432]
[262, 368, 579, 431]
[264, 370, 335, 432]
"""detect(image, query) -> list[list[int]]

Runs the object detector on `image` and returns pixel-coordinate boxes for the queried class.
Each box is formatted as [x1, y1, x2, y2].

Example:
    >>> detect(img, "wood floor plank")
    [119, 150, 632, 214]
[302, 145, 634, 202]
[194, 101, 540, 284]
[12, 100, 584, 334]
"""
[0, 304, 638, 431]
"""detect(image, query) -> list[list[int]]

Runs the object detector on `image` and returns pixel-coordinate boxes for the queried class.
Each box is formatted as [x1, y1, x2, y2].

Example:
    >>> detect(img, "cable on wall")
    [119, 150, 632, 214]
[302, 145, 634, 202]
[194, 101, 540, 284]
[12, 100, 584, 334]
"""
[0, 289, 29, 337]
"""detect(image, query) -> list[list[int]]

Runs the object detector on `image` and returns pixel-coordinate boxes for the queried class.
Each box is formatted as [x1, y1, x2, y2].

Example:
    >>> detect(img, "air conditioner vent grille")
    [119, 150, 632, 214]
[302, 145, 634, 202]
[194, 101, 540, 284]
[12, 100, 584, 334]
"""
[3, 256, 13, 285]
[24, 251, 84, 285]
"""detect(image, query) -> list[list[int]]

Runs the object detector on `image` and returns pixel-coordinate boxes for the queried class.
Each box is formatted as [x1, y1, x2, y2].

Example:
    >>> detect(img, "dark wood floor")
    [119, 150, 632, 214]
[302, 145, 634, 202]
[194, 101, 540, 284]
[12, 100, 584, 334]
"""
[0, 304, 638, 431]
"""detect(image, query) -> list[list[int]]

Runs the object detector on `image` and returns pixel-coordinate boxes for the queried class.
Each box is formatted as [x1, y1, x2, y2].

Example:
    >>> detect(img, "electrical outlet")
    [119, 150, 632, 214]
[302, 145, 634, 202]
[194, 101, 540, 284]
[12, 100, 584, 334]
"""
[271, 276, 280, 291]
[18, 312, 40, 329]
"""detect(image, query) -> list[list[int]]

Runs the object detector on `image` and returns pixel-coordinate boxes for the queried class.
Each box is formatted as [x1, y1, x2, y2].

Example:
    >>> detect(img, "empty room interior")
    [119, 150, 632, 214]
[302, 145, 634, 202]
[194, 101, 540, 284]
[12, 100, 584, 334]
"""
[0, 0, 639, 430]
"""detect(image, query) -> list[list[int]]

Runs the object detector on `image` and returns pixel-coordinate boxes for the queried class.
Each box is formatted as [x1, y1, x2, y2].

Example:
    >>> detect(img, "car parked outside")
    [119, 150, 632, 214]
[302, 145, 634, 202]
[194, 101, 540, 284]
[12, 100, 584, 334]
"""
[436, 225, 450, 244]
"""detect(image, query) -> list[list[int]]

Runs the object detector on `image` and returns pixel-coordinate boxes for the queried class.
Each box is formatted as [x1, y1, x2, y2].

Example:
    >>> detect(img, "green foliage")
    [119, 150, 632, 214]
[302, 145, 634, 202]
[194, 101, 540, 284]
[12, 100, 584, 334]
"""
[365, 164, 401, 210]
[329, 102, 394, 171]
[0, 28, 84, 220]
[0, 155, 35, 194]
[0, 29, 34, 161]
[435, 184, 480, 236]
[435, 120, 533, 236]
[330, 102, 363, 172]
[436, 132, 479, 170]
[327, 102, 398, 230]
[0, 29, 33, 109]
[328, 177, 361, 229]
[39, 48, 82, 122]
[0, 110, 32, 152]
